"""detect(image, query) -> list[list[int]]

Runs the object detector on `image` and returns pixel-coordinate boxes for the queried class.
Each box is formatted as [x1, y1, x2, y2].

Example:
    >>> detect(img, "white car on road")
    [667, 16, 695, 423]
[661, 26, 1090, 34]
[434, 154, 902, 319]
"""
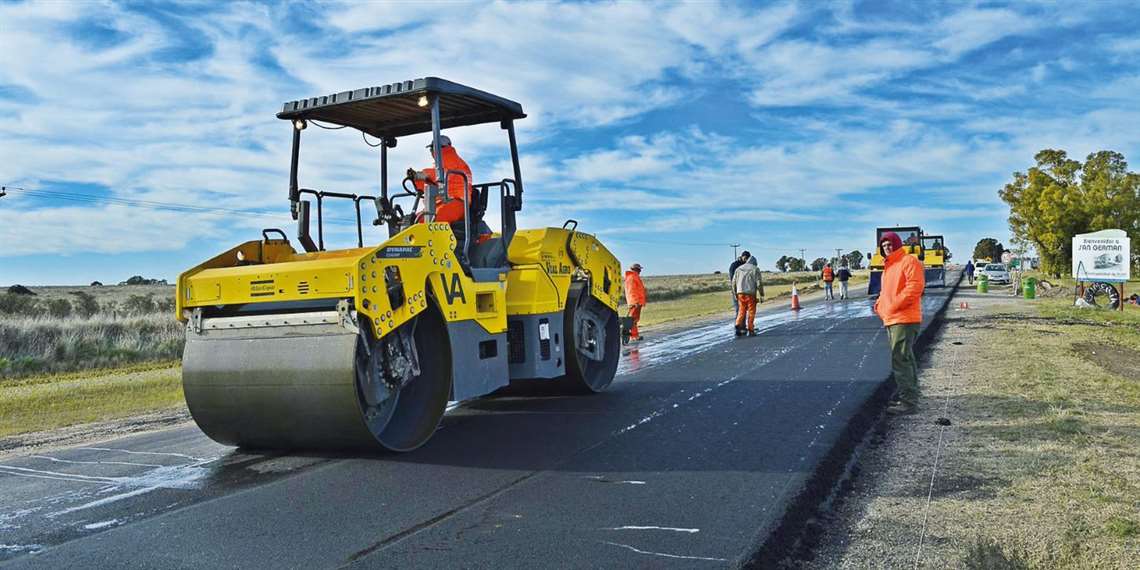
[981, 263, 1011, 284]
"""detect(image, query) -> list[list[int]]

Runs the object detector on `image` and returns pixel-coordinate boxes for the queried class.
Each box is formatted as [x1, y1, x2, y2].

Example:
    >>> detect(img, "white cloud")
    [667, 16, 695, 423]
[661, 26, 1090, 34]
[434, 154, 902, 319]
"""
[933, 8, 1035, 58]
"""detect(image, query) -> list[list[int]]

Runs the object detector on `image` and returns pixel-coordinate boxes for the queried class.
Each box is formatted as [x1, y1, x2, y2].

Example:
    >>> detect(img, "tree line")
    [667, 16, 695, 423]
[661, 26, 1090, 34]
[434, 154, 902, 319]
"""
[1000, 149, 1140, 277]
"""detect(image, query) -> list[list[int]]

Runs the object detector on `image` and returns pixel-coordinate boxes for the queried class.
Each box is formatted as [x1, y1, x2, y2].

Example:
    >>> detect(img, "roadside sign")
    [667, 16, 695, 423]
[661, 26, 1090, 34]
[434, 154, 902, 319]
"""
[1072, 229, 1131, 282]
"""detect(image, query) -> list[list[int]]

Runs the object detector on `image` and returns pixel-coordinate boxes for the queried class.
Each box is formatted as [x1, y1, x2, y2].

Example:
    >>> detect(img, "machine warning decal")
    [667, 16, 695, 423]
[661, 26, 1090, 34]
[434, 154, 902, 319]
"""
[377, 246, 424, 259]
[440, 273, 467, 305]
[250, 279, 276, 297]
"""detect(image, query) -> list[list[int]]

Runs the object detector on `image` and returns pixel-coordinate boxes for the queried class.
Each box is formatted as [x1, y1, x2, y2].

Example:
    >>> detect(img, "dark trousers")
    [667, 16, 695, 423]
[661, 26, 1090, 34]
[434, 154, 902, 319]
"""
[888, 323, 921, 404]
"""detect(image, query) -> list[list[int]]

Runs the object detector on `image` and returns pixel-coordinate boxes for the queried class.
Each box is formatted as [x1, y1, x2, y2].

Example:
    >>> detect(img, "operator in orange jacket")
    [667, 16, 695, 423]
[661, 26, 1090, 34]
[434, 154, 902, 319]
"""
[873, 231, 925, 414]
[409, 135, 473, 224]
[624, 263, 647, 342]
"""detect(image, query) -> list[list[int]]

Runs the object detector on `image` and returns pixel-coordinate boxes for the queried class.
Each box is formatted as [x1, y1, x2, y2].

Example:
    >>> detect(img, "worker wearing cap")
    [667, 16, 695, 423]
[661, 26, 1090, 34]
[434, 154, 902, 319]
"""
[409, 135, 472, 224]
[873, 231, 925, 414]
[624, 263, 647, 342]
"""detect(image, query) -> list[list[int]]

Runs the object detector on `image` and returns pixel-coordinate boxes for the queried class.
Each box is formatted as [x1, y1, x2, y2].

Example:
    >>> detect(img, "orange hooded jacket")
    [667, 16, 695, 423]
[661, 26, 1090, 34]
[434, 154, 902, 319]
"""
[624, 270, 647, 306]
[873, 231, 925, 326]
[414, 145, 472, 224]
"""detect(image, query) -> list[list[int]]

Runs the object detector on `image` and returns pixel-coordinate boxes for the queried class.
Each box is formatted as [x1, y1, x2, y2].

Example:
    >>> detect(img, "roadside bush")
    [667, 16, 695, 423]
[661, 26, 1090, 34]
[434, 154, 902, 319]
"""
[123, 294, 157, 315]
[0, 293, 40, 316]
[46, 298, 73, 318]
[156, 297, 175, 314]
[70, 291, 101, 318]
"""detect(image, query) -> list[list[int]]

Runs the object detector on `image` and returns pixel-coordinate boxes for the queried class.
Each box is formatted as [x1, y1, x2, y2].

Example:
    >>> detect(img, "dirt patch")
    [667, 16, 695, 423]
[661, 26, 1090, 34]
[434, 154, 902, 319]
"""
[0, 407, 191, 460]
[1072, 341, 1140, 381]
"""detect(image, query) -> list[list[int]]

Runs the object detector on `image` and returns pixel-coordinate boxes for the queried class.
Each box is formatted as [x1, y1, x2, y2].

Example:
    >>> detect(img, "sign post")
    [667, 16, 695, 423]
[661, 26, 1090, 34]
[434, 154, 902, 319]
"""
[1072, 229, 1131, 311]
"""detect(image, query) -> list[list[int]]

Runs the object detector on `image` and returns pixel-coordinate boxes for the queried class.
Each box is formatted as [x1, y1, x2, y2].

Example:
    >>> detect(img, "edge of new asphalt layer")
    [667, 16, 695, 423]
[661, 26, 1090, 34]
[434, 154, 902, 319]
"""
[744, 271, 964, 568]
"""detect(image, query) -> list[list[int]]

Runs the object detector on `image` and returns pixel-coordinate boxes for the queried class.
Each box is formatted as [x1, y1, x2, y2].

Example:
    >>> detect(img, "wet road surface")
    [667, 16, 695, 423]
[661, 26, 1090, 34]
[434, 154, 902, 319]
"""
[0, 277, 959, 568]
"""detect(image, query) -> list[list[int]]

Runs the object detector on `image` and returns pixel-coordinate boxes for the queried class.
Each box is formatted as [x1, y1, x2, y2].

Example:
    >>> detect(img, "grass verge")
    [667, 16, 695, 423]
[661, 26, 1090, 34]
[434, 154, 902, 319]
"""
[906, 297, 1139, 568]
[0, 365, 184, 438]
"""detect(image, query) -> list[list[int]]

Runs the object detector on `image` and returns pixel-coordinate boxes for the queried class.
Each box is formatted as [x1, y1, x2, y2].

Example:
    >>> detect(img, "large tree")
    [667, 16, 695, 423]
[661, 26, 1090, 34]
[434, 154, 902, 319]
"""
[973, 238, 1004, 262]
[845, 250, 864, 270]
[775, 255, 789, 273]
[788, 257, 806, 272]
[1000, 149, 1140, 276]
[810, 257, 827, 271]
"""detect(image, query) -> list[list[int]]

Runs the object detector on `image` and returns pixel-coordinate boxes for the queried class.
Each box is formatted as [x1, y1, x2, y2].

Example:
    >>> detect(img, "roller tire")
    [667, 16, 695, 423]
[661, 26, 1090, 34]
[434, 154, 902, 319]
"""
[562, 282, 620, 394]
[369, 305, 452, 452]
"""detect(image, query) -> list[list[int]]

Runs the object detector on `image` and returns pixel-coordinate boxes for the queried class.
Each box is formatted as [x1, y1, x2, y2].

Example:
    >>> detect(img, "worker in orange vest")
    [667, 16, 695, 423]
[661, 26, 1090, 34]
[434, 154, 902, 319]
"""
[409, 135, 473, 224]
[624, 263, 647, 342]
[872, 231, 926, 415]
[821, 262, 835, 300]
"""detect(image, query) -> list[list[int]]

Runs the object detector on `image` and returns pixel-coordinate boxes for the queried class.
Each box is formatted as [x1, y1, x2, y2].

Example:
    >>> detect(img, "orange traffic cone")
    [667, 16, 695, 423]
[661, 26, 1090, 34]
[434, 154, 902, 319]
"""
[790, 283, 802, 311]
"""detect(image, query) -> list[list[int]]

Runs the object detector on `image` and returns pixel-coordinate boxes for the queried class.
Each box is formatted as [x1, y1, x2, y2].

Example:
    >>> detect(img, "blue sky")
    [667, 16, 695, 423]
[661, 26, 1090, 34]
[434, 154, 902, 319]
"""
[3, 0, 1139, 284]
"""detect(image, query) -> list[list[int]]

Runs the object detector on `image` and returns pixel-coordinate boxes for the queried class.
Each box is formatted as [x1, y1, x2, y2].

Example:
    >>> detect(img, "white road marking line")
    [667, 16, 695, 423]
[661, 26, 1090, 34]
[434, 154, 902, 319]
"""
[0, 466, 120, 484]
[31, 455, 164, 468]
[602, 541, 726, 562]
[51, 486, 161, 516]
[82, 519, 121, 530]
[609, 526, 700, 533]
[77, 447, 209, 461]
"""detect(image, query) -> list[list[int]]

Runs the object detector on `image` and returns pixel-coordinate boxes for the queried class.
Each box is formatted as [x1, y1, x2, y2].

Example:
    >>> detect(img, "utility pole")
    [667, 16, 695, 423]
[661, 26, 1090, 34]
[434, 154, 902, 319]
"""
[731, 243, 740, 259]
[799, 248, 806, 268]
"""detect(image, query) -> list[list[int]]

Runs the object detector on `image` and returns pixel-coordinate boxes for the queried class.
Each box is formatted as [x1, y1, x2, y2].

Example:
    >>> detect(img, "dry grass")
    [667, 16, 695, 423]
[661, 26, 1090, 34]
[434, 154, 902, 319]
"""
[951, 301, 1140, 568]
[0, 313, 183, 378]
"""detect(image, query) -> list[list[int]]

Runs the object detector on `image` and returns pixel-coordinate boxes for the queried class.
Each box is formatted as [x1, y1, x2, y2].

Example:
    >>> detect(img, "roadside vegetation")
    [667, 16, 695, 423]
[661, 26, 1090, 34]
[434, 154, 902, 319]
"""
[0, 285, 180, 378]
[953, 298, 1140, 568]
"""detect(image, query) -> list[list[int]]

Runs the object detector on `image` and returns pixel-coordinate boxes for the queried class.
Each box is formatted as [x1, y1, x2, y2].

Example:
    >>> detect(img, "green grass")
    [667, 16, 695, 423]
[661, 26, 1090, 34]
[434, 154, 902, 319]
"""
[0, 365, 184, 437]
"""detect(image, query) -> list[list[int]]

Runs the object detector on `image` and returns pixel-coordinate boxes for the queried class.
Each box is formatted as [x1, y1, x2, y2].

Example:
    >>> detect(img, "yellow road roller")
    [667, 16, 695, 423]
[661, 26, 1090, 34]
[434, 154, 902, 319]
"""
[176, 78, 623, 452]
[867, 225, 925, 296]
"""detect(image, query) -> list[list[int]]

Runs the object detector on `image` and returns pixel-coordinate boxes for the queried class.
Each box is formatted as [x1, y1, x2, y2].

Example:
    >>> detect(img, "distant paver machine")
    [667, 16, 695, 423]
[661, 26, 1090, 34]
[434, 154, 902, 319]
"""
[177, 78, 623, 452]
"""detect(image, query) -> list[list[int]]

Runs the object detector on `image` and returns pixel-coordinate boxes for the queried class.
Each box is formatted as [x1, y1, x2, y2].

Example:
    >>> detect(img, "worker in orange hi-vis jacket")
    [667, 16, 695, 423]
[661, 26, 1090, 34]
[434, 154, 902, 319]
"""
[409, 135, 472, 224]
[624, 263, 647, 342]
[873, 231, 925, 415]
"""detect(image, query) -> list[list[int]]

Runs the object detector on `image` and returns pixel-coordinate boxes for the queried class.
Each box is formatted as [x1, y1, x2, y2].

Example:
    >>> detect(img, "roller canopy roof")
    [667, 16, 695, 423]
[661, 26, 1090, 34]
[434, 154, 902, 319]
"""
[277, 77, 526, 138]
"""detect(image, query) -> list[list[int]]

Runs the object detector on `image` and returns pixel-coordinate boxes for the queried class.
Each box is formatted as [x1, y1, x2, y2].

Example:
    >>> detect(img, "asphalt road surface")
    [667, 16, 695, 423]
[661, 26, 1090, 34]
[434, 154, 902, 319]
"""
[1, 276, 959, 568]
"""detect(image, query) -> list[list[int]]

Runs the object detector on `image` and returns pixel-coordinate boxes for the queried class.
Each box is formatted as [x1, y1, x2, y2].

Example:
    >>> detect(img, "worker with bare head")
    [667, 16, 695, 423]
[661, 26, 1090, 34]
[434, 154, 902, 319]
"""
[408, 135, 473, 224]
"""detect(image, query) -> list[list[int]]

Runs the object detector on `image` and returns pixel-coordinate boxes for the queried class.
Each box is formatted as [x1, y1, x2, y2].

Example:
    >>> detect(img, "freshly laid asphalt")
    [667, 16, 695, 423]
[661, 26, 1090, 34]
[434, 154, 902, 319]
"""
[0, 275, 959, 569]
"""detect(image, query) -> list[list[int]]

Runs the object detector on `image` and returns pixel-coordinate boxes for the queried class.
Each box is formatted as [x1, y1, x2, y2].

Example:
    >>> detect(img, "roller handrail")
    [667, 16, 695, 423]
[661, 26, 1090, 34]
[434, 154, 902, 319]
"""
[442, 169, 472, 262]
